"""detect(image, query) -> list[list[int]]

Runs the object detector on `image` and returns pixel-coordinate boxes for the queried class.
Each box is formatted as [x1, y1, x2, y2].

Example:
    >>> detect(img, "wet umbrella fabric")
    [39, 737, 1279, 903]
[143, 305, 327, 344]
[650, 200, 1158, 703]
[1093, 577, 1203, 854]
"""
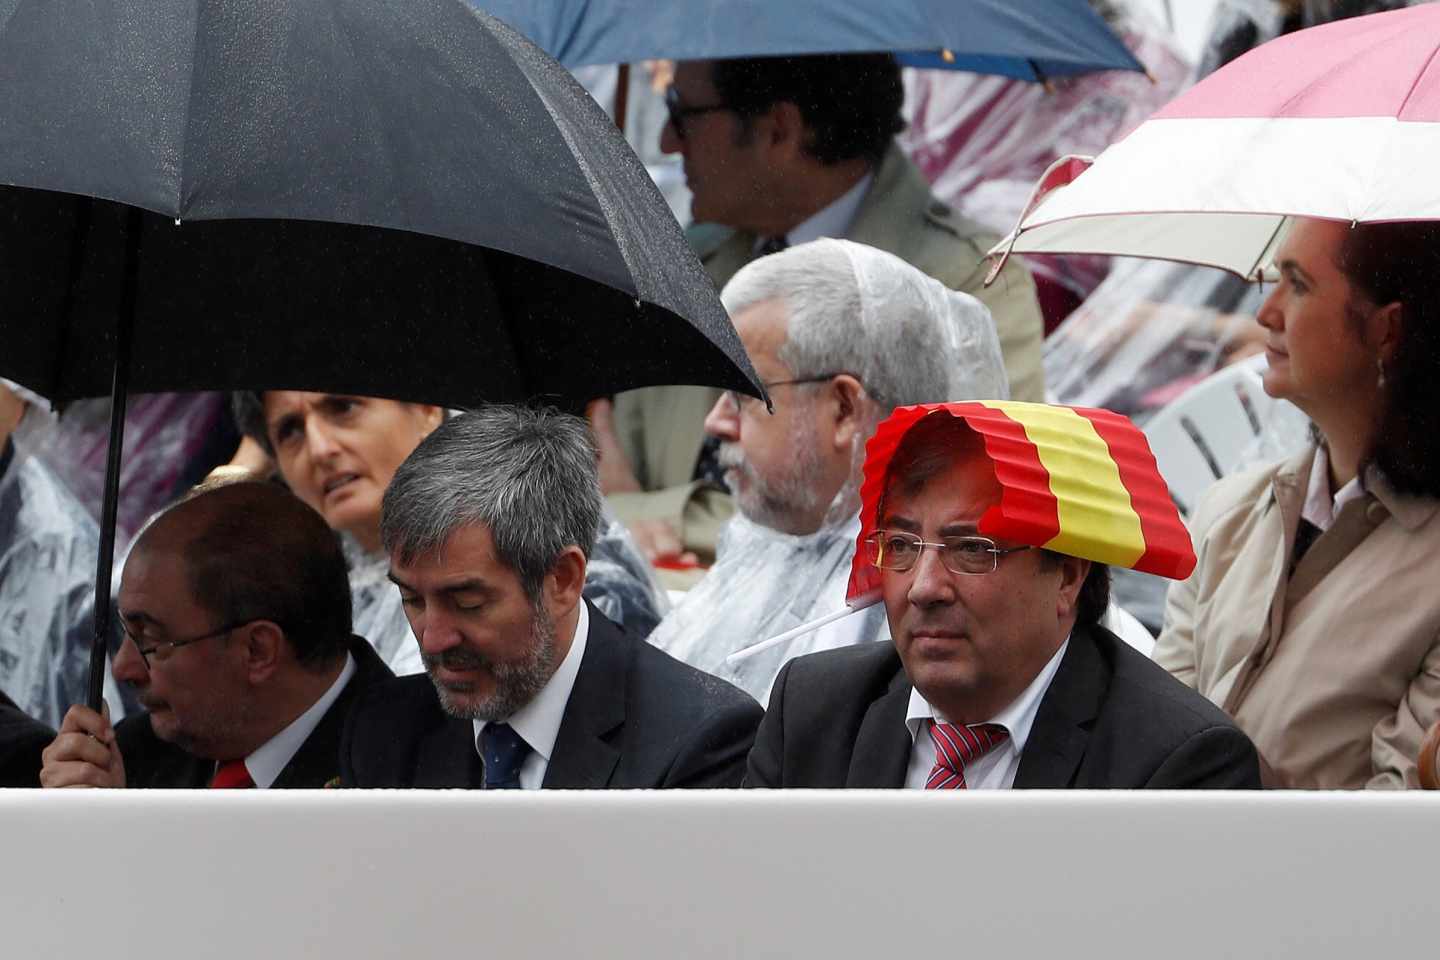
[479, 0, 1144, 81]
[991, 3, 1440, 277]
[0, 0, 764, 709]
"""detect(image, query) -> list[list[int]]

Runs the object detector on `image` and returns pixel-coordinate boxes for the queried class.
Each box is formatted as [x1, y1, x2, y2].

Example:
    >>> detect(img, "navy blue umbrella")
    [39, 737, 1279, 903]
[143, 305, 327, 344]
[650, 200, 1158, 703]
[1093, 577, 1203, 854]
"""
[479, 0, 1144, 81]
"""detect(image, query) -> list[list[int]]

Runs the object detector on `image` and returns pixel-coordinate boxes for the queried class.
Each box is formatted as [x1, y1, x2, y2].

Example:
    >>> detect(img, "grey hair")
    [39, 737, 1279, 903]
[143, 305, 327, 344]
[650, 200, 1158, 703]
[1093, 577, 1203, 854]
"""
[380, 405, 602, 601]
[720, 238, 1007, 427]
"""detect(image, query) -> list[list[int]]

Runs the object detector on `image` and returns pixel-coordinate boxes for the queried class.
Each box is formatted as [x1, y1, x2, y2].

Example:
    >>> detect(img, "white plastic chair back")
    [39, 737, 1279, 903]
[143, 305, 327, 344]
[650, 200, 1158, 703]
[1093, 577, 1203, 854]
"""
[1142, 353, 1275, 517]
[1102, 601, 1155, 657]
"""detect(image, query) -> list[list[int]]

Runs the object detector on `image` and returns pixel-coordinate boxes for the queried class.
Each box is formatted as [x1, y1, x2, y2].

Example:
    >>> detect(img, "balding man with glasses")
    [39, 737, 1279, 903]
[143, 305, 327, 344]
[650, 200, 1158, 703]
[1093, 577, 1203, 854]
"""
[40, 481, 392, 789]
[745, 407, 1261, 790]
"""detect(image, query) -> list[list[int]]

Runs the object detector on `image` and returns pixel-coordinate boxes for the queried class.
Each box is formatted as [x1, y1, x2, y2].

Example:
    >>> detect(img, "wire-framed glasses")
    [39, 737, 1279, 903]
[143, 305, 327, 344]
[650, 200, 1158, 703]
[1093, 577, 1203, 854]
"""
[664, 85, 732, 139]
[721, 373, 853, 416]
[865, 530, 1031, 576]
[120, 619, 254, 669]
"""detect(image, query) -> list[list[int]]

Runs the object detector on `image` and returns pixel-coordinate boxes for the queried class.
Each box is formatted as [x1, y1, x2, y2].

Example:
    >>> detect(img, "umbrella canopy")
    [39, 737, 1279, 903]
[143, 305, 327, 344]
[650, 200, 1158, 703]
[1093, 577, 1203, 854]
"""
[0, 0, 765, 710]
[990, 4, 1440, 278]
[479, 0, 1144, 81]
[0, 0, 762, 408]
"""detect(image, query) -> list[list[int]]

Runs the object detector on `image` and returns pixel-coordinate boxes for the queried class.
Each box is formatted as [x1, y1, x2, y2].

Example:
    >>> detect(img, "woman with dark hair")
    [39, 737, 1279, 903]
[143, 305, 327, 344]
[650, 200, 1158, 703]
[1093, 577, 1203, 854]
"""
[1154, 217, 1440, 788]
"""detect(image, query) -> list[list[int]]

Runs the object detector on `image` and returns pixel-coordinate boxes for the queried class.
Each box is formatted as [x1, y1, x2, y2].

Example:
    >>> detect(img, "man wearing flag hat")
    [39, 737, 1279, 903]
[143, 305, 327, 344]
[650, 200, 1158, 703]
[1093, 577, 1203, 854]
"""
[745, 402, 1261, 789]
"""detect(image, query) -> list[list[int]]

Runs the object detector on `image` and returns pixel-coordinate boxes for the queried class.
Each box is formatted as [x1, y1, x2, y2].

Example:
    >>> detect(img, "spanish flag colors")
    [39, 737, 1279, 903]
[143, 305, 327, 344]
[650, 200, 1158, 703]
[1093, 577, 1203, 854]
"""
[846, 401, 1195, 606]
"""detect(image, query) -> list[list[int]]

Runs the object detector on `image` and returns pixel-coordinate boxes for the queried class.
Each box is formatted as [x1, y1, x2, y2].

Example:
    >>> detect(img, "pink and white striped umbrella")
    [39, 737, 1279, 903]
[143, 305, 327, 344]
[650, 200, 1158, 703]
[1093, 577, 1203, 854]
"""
[990, 4, 1440, 280]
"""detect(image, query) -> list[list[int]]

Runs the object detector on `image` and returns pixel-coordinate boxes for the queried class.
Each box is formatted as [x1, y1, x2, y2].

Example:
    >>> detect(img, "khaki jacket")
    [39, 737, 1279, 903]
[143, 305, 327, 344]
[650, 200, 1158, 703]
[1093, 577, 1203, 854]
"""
[1154, 445, 1440, 788]
[608, 144, 1044, 555]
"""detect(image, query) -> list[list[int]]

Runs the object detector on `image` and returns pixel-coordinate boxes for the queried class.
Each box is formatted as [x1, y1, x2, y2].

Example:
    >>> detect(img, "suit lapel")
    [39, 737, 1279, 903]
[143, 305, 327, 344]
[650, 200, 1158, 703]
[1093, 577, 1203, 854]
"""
[414, 718, 484, 788]
[542, 605, 625, 789]
[1013, 627, 1107, 789]
[273, 637, 396, 789]
[845, 665, 913, 788]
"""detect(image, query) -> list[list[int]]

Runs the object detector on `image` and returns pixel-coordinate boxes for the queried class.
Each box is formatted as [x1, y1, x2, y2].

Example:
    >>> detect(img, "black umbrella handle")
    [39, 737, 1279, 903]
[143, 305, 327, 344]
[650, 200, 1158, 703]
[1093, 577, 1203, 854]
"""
[86, 209, 140, 713]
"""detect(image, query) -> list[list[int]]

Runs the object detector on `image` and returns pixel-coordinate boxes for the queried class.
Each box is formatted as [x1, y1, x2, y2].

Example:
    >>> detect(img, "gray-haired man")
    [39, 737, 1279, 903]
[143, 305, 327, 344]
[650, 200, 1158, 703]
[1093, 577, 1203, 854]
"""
[646, 238, 1009, 705]
[339, 405, 762, 789]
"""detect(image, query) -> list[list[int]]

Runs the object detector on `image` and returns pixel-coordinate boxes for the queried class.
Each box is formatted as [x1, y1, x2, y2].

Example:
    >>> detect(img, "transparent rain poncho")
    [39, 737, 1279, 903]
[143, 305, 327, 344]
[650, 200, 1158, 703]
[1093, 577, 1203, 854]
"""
[346, 505, 668, 675]
[646, 241, 1009, 705]
[897, 3, 1191, 303]
[0, 400, 125, 728]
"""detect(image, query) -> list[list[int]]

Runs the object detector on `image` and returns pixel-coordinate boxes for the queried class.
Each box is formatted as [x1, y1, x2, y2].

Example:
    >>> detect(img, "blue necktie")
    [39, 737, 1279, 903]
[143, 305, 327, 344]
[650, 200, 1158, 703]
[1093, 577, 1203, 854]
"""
[479, 722, 531, 789]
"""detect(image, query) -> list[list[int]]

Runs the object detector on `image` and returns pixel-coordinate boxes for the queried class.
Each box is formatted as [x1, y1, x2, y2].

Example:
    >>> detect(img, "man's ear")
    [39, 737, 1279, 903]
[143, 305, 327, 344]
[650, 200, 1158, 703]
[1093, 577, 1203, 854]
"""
[1055, 557, 1090, 621]
[239, 620, 286, 685]
[545, 546, 588, 615]
[765, 101, 808, 159]
[826, 375, 867, 453]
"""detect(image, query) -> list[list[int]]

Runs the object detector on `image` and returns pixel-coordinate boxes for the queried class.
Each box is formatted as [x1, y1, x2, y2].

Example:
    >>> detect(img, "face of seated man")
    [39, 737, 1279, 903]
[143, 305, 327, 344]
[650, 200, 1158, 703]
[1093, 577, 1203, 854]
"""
[261, 392, 442, 553]
[113, 542, 254, 757]
[702, 297, 863, 535]
[879, 444, 1087, 726]
[388, 525, 586, 722]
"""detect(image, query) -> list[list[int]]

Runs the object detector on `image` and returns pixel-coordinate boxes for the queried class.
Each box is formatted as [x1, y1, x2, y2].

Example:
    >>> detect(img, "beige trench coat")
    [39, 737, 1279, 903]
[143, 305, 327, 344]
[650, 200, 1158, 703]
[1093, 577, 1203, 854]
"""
[1154, 445, 1440, 788]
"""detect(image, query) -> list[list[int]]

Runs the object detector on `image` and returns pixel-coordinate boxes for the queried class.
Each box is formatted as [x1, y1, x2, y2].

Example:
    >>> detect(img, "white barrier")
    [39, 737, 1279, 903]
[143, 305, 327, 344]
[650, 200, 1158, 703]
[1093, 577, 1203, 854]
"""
[2, 790, 1437, 959]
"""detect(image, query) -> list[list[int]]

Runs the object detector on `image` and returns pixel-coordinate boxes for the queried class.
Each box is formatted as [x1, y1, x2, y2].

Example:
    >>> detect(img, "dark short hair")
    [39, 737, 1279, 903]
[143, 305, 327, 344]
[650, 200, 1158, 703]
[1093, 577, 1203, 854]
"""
[1334, 221, 1440, 498]
[145, 481, 352, 668]
[881, 411, 1110, 627]
[381, 405, 602, 603]
[1038, 551, 1110, 629]
[710, 54, 904, 166]
[231, 391, 272, 456]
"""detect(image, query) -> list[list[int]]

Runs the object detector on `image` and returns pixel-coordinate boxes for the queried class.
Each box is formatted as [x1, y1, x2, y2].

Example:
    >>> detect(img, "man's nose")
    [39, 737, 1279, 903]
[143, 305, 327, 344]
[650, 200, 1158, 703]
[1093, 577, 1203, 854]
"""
[112, 634, 148, 687]
[702, 392, 740, 441]
[906, 545, 956, 608]
[414, 608, 463, 657]
[659, 118, 682, 156]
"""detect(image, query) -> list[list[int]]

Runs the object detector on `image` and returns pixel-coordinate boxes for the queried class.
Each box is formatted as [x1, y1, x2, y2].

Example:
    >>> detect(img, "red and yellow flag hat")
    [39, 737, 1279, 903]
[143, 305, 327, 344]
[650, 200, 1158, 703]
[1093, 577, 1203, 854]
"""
[846, 401, 1195, 605]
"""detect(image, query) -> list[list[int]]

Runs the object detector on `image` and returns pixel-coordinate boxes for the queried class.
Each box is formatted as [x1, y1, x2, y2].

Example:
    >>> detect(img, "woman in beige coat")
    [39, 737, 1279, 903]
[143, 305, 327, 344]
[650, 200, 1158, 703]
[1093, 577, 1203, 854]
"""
[1154, 218, 1440, 788]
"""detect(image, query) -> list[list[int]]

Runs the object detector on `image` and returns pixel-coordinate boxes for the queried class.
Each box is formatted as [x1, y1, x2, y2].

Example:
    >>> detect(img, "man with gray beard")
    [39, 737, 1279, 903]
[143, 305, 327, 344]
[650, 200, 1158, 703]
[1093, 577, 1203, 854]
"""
[339, 406, 761, 789]
[645, 239, 1009, 705]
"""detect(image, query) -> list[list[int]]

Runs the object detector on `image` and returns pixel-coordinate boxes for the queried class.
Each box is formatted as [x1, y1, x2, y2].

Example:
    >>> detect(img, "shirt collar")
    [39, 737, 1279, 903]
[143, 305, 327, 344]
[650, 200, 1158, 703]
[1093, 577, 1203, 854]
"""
[472, 601, 589, 764]
[754, 172, 873, 252]
[905, 635, 1071, 755]
[1301, 444, 1367, 532]
[244, 651, 356, 789]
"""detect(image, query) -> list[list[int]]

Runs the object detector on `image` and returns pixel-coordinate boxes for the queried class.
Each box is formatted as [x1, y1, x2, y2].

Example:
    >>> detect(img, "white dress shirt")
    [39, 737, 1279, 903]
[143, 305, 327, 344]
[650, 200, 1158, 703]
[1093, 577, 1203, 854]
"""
[243, 652, 356, 789]
[903, 638, 1069, 790]
[472, 602, 589, 790]
[752, 172, 873, 252]
[1301, 444, 1367, 533]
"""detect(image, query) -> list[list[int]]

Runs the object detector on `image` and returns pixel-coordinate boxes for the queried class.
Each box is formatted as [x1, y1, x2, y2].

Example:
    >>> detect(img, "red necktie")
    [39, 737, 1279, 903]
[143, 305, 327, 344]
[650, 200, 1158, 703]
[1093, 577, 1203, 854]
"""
[209, 759, 254, 789]
[925, 721, 1010, 790]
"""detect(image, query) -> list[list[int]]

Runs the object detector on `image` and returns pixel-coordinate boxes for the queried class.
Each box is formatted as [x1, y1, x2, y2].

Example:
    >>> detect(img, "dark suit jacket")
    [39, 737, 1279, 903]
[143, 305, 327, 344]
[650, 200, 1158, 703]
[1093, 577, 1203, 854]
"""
[340, 602, 763, 788]
[116, 635, 393, 788]
[745, 623, 1262, 789]
[1, 689, 54, 788]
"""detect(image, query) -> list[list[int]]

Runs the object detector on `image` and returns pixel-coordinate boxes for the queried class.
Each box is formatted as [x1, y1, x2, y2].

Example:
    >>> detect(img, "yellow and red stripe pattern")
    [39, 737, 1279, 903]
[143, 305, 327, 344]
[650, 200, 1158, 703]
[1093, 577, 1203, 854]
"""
[847, 401, 1195, 605]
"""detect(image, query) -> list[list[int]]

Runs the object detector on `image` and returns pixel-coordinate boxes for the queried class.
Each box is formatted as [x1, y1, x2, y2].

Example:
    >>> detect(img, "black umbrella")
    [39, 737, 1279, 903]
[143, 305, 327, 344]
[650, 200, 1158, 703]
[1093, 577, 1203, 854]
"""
[0, 0, 764, 710]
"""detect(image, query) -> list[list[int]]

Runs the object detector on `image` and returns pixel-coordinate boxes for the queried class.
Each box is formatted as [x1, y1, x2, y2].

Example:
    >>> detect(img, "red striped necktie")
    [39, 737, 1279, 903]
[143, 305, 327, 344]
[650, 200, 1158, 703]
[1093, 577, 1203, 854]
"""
[209, 759, 254, 789]
[926, 722, 1010, 790]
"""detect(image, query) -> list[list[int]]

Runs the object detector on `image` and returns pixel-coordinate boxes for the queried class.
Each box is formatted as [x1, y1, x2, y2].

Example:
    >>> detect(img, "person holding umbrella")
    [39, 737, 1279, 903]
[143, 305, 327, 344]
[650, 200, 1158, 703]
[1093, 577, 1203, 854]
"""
[39, 481, 393, 789]
[1154, 218, 1440, 789]
[231, 392, 667, 676]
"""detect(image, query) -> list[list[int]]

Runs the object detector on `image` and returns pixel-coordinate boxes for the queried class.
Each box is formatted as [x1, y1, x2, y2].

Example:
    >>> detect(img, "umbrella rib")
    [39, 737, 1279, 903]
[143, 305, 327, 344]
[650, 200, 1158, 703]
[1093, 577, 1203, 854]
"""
[1396, 42, 1440, 121]
[1245, 216, 1288, 283]
[170, 1, 206, 218]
